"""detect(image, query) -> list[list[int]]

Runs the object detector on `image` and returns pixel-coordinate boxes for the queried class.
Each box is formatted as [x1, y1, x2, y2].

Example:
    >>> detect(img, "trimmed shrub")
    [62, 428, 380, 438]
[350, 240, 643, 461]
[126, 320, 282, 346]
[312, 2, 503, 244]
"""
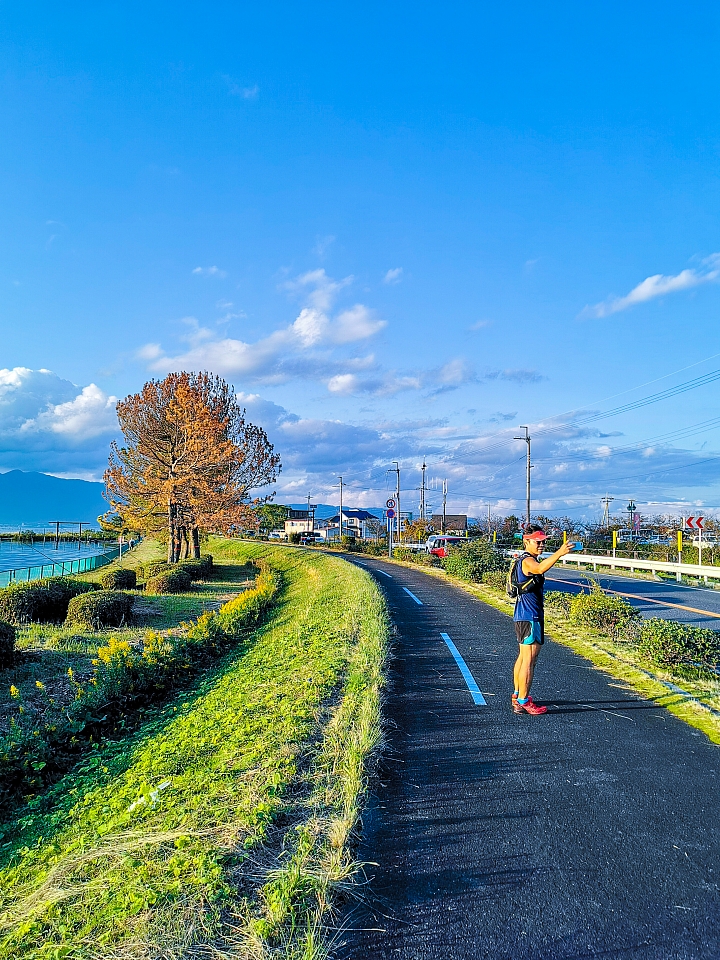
[66, 591, 134, 629]
[442, 540, 506, 582]
[569, 586, 639, 639]
[393, 547, 441, 566]
[638, 618, 720, 668]
[139, 560, 171, 581]
[146, 567, 193, 594]
[544, 590, 573, 615]
[0, 577, 98, 625]
[179, 555, 214, 580]
[482, 570, 507, 592]
[0, 621, 16, 668]
[289, 533, 301, 544]
[100, 568, 137, 590]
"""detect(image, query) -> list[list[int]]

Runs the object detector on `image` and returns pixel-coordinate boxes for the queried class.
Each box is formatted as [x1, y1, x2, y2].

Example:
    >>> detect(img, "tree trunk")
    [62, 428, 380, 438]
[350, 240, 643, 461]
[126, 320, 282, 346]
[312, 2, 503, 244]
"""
[167, 501, 175, 563]
[191, 525, 201, 559]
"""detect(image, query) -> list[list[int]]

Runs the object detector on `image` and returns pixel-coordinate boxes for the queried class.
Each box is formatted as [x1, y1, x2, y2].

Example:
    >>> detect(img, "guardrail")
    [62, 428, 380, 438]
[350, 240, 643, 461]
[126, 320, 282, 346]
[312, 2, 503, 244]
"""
[0, 543, 136, 589]
[559, 552, 720, 584]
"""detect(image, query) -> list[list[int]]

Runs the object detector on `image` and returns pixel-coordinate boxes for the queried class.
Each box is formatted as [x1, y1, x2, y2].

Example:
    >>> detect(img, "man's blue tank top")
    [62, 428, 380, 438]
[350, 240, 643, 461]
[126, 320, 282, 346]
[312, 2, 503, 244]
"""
[513, 552, 544, 622]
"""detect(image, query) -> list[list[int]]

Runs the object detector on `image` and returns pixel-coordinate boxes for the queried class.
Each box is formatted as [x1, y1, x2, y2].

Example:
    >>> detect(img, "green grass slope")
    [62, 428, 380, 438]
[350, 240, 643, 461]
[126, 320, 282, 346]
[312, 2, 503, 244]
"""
[0, 539, 389, 959]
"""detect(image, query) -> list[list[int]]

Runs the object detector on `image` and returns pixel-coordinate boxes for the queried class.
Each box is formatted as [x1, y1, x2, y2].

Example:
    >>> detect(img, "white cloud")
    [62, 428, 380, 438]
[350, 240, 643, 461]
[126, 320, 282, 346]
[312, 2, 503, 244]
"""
[469, 320, 492, 330]
[0, 367, 119, 474]
[143, 269, 386, 384]
[223, 76, 259, 99]
[584, 254, 720, 318]
[327, 374, 360, 395]
[383, 267, 403, 285]
[192, 266, 227, 278]
[22, 384, 117, 439]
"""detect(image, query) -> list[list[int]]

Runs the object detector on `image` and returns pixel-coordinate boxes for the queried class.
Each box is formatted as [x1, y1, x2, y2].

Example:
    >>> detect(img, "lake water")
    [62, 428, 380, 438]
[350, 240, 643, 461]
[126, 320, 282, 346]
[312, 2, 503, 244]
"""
[0, 541, 113, 573]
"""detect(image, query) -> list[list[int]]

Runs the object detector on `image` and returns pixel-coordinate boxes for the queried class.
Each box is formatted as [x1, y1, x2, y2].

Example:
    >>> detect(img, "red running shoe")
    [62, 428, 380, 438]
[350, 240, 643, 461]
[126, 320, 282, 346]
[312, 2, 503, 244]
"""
[515, 696, 547, 715]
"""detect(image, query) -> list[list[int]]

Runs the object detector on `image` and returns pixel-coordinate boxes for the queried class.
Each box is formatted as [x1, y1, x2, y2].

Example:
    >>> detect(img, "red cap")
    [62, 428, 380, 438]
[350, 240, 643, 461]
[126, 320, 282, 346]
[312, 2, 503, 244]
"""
[524, 530, 547, 541]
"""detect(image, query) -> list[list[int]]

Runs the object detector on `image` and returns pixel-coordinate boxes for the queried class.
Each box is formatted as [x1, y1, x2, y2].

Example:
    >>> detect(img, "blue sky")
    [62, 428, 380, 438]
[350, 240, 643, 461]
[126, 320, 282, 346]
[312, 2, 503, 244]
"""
[1, 2, 720, 521]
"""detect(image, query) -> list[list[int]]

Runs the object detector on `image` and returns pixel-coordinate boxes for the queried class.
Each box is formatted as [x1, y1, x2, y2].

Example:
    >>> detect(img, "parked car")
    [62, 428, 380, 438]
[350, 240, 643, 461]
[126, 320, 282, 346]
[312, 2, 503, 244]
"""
[268, 531, 285, 540]
[426, 535, 466, 558]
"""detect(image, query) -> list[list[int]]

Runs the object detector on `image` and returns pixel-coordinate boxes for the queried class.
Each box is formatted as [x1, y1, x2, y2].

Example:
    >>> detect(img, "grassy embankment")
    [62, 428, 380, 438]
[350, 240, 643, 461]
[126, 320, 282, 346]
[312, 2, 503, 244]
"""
[0, 538, 389, 959]
[381, 553, 720, 744]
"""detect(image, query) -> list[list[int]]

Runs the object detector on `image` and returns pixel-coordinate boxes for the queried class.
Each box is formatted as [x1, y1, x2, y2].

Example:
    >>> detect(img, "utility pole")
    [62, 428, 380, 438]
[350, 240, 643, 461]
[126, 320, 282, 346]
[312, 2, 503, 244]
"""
[487, 503, 491, 539]
[420, 459, 427, 521]
[442, 479, 447, 533]
[514, 427, 531, 529]
[390, 461, 401, 542]
[337, 476, 344, 541]
[307, 493, 313, 535]
[601, 495, 614, 529]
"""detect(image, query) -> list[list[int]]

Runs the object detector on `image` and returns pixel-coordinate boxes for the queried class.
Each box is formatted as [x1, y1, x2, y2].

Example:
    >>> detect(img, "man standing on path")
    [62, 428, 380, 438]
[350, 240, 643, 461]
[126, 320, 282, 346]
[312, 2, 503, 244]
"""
[512, 524, 573, 715]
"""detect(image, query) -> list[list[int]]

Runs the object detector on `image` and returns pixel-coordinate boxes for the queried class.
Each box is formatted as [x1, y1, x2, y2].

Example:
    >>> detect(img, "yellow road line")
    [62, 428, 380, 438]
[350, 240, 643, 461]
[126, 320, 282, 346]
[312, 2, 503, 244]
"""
[546, 577, 720, 620]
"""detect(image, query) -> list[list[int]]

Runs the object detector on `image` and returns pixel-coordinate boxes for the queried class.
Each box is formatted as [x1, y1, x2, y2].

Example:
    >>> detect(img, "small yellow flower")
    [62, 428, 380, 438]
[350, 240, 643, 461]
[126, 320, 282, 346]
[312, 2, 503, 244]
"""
[35, 680, 45, 691]
[67, 667, 74, 679]
[9, 685, 20, 699]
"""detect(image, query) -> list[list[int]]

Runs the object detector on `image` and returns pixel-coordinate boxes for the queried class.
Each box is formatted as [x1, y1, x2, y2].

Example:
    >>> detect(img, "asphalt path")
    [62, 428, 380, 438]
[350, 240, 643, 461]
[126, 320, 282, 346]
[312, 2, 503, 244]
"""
[547, 567, 720, 631]
[338, 555, 720, 960]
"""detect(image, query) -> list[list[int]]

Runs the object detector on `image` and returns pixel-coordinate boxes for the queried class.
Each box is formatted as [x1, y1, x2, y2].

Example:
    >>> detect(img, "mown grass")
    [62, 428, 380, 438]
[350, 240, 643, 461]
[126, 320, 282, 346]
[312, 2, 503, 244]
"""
[382, 554, 720, 744]
[0, 538, 389, 959]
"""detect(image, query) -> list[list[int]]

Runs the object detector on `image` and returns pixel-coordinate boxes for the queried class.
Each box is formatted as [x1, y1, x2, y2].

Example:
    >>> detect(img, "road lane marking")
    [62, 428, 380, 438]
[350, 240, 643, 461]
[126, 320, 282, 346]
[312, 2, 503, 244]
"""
[547, 577, 720, 620]
[440, 632, 487, 706]
[378, 570, 393, 579]
[403, 587, 423, 604]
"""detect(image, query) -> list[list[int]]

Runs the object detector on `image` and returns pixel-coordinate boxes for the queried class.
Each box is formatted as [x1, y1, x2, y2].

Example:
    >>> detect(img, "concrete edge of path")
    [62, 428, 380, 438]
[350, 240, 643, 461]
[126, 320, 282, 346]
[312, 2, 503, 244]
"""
[333, 551, 720, 747]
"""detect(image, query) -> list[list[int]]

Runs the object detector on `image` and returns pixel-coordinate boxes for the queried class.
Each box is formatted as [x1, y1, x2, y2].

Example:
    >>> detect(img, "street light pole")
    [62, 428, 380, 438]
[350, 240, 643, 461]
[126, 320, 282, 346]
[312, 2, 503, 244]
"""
[391, 461, 401, 542]
[338, 476, 344, 541]
[514, 427, 531, 528]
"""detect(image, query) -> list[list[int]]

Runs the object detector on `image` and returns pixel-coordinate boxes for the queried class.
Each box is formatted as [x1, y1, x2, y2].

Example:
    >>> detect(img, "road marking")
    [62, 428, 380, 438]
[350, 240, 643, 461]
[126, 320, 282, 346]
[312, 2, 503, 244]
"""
[547, 577, 720, 620]
[403, 587, 423, 604]
[378, 570, 393, 579]
[440, 633, 487, 706]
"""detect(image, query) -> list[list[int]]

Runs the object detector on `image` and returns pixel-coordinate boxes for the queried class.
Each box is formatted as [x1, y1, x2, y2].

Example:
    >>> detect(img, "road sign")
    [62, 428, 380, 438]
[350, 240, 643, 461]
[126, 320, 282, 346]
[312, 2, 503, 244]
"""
[386, 498, 396, 509]
[686, 516, 704, 530]
[386, 509, 396, 519]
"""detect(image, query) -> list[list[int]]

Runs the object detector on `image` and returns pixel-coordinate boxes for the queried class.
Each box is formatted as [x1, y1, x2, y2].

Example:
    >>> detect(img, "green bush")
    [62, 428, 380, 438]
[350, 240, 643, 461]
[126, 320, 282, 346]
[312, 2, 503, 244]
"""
[100, 568, 137, 590]
[482, 570, 507, 592]
[569, 586, 639, 639]
[179, 554, 214, 580]
[545, 590, 573, 615]
[145, 567, 193, 594]
[66, 591, 135, 629]
[0, 577, 98, 625]
[289, 533, 301, 544]
[638, 618, 720, 668]
[138, 560, 171, 581]
[393, 547, 441, 566]
[0, 621, 16, 668]
[442, 540, 506, 582]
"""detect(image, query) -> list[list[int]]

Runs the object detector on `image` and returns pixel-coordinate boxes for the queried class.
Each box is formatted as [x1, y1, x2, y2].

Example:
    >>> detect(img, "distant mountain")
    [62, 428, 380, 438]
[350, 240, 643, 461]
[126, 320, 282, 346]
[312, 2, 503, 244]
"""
[0, 471, 107, 529]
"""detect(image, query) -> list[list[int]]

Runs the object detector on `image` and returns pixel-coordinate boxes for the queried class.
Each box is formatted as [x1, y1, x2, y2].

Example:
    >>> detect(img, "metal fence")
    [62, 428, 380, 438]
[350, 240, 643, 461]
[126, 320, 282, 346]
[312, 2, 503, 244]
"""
[560, 552, 720, 584]
[0, 545, 129, 588]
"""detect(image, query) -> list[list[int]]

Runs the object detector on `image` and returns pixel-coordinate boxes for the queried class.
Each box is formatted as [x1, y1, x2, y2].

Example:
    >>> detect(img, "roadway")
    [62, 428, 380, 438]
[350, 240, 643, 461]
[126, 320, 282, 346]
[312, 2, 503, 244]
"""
[338, 554, 720, 960]
[547, 567, 720, 630]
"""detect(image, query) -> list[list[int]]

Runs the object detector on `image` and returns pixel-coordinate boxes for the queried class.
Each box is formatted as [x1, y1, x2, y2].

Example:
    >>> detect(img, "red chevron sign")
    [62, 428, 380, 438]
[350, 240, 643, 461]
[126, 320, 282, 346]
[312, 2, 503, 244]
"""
[686, 516, 704, 530]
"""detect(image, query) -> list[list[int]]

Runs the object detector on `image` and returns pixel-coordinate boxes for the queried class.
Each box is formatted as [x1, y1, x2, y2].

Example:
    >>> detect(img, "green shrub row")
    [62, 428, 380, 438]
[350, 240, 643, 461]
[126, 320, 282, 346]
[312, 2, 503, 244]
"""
[0, 561, 279, 810]
[0, 577, 97, 626]
[442, 540, 507, 582]
[392, 547, 441, 566]
[100, 568, 137, 590]
[66, 591, 134, 629]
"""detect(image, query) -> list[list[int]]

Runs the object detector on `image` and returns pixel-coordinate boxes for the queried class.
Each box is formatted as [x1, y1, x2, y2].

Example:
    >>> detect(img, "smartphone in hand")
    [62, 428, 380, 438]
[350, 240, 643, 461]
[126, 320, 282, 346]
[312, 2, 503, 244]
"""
[568, 541, 583, 552]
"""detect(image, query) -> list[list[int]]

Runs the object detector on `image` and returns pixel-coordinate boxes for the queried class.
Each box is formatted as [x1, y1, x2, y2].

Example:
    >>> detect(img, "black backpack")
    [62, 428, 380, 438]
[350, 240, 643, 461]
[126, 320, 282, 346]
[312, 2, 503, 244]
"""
[505, 552, 542, 599]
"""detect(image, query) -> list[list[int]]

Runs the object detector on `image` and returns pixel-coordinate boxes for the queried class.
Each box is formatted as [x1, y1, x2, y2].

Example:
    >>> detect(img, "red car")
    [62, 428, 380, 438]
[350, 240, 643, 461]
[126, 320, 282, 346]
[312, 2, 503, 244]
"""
[426, 535, 466, 558]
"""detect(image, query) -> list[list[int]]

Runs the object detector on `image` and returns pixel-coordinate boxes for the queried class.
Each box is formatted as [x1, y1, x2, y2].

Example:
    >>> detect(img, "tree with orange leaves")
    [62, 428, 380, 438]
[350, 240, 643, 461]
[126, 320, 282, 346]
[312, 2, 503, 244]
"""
[105, 372, 281, 562]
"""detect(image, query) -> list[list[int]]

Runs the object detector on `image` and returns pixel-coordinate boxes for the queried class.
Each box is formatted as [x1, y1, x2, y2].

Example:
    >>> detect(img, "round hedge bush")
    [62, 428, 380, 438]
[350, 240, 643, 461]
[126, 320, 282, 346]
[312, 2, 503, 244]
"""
[139, 560, 171, 581]
[0, 621, 16, 668]
[145, 567, 193, 594]
[0, 577, 98, 625]
[100, 568, 137, 590]
[66, 590, 134, 629]
[179, 554, 214, 580]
